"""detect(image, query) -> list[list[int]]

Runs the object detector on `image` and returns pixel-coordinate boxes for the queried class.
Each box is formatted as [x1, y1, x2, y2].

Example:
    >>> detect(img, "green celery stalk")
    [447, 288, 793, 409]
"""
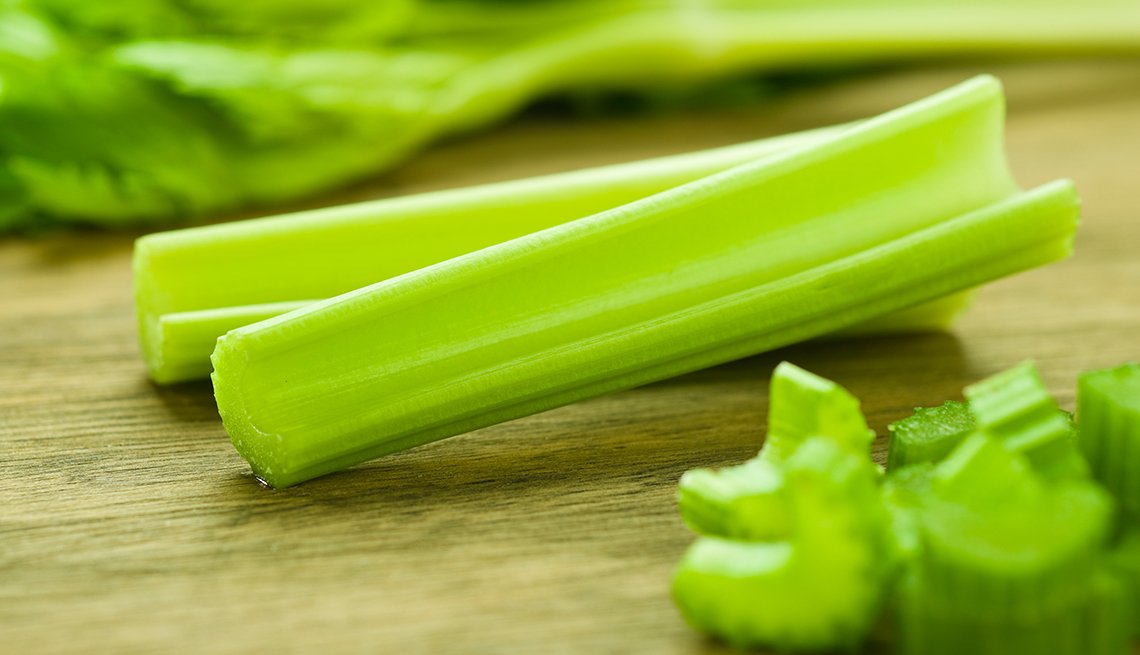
[1077, 362, 1140, 518]
[11, 2, 1140, 229]
[149, 286, 971, 386]
[136, 123, 973, 384]
[135, 124, 845, 384]
[211, 76, 1080, 488]
[887, 400, 975, 470]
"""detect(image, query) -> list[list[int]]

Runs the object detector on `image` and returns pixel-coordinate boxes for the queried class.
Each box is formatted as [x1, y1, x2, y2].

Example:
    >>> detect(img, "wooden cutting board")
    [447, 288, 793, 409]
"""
[3, 61, 1139, 654]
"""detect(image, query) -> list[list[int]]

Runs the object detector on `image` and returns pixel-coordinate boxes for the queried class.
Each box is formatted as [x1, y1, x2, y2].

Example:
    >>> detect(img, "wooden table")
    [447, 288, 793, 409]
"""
[3, 61, 1139, 654]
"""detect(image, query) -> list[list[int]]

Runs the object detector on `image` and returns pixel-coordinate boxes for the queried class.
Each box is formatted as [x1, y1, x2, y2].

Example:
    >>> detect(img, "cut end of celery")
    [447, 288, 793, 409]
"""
[965, 360, 1088, 480]
[763, 362, 874, 461]
[888, 400, 975, 470]
[211, 333, 289, 488]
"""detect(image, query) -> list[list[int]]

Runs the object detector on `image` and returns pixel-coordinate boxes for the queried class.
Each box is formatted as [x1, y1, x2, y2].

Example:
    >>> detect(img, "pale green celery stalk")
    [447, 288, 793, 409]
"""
[439, 6, 1140, 133]
[1077, 363, 1140, 517]
[828, 291, 974, 339]
[137, 123, 969, 384]
[135, 124, 841, 383]
[212, 76, 1080, 488]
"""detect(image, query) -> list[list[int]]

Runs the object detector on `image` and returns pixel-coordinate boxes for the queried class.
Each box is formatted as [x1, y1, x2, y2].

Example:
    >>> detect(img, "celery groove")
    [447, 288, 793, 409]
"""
[210, 76, 1080, 488]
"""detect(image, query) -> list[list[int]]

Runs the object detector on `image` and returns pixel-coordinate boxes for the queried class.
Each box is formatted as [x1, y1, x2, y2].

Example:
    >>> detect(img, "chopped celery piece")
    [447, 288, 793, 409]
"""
[760, 361, 874, 462]
[896, 568, 1129, 655]
[677, 361, 868, 540]
[897, 433, 1122, 655]
[887, 400, 974, 470]
[1112, 529, 1140, 633]
[672, 438, 888, 651]
[1078, 362, 1140, 517]
[929, 432, 1042, 514]
[677, 458, 787, 541]
[882, 463, 934, 561]
[212, 76, 1081, 488]
[965, 361, 1088, 479]
[135, 124, 845, 383]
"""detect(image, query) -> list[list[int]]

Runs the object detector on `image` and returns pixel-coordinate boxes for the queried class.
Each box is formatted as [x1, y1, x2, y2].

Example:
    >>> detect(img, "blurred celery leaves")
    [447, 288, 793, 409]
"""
[1, 0, 1139, 230]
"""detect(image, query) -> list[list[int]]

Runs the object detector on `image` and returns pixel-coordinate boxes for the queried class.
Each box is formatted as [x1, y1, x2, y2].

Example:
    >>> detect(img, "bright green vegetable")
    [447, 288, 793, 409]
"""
[1078, 363, 1140, 517]
[887, 400, 974, 470]
[5, 1, 1140, 229]
[673, 437, 890, 651]
[677, 361, 871, 540]
[677, 361, 1138, 652]
[965, 361, 1088, 479]
[1113, 528, 1140, 632]
[211, 76, 1080, 488]
[135, 124, 854, 384]
[897, 433, 1126, 655]
[677, 458, 788, 541]
[761, 361, 875, 462]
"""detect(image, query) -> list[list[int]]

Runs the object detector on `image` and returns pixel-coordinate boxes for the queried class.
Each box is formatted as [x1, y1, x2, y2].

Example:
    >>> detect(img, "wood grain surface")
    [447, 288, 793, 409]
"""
[2, 61, 1139, 654]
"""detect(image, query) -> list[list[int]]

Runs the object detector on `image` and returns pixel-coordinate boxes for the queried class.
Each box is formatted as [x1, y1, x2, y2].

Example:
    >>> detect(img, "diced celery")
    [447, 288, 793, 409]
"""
[673, 438, 888, 651]
[897, 434, 1122, 655]
[677, 458, 787, 541]
[887, 400, 975, 470]
[965, 361, 1088, 479]
[677, 361, 869, 540]
[1078, 362, 1140, 517]
[760, 361, 874, 463]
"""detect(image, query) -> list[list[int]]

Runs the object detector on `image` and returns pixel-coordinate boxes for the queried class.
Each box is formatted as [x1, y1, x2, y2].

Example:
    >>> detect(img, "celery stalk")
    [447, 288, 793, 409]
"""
[152, 291, 971, 385]
[211, 76, 1080, 488]
[135, 122, 977, 384]
[135, 125, 845, 383]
